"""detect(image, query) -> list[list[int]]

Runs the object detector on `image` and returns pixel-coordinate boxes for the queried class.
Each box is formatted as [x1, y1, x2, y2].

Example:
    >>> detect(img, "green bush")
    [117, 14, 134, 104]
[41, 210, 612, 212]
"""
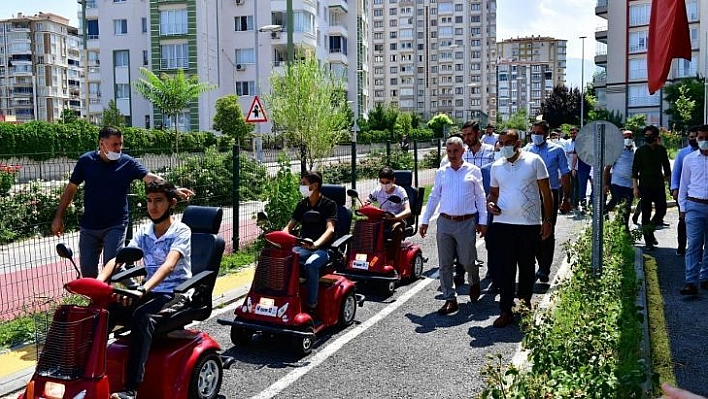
[420, 149, 441, 169]
[408, 128, 435, 142]
[480, 216, 647, 398]
[0, 164, 20, 197]
[261, 156, 301, 237]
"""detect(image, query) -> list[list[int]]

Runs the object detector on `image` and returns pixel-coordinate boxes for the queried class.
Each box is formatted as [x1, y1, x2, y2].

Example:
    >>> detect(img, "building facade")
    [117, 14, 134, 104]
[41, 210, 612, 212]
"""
[594, 0, 704, 126]
[370, 0, 497, 123]
[0, 13, 83, 123]
[496, 36, 567, 122]
[83, 0, 368, 131]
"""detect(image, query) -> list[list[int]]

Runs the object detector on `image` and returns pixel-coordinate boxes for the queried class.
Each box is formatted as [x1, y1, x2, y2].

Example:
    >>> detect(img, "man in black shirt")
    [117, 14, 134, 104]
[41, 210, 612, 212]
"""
[283, 171, 337, 313]
[632, 125, 671, 251]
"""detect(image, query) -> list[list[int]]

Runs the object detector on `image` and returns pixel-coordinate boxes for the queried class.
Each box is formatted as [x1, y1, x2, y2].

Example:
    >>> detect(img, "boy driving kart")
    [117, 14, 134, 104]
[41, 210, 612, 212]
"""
[366, 167, 412, 261]
[97, 180, 191, 399]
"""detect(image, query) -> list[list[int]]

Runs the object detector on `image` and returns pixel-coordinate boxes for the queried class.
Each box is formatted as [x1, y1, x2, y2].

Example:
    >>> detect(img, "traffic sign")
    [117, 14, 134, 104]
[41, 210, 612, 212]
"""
[245, 95, 268, 123]
[575, 120, 623, 166]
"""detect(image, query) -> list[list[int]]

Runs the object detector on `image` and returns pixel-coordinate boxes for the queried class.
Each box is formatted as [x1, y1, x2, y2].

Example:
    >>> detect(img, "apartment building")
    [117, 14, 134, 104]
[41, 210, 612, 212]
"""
[496, 36, 567, 122]
[370, 0, 497, 123]
[594, 0, 704, 126]
[0, 12, 83, 123]
[83, 0, 368, 131]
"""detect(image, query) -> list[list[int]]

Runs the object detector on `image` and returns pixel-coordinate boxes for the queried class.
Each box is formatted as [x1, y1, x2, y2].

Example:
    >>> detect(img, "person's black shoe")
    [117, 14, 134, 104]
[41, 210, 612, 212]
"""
[676, 249, 686, 257]
[159, 294, 190, 315]
[475, 259, 484, 267]
[653, 238, 659, 245]
[680, 283, 698, 296]
[111, 390, 137, 399]
[437, 299, 459, 315]
[535, 270, 549, 283]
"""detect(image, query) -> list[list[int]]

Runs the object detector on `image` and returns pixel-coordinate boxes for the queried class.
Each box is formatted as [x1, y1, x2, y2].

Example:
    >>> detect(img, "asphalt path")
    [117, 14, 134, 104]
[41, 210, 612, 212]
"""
[198, 211, 588, 399]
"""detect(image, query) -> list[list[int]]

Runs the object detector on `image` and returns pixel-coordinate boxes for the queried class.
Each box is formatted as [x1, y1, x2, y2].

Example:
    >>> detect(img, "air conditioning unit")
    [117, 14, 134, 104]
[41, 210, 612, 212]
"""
[235, 0, 244, 5]
[235, 64, 245, 71]
[271, 31, 280, 39]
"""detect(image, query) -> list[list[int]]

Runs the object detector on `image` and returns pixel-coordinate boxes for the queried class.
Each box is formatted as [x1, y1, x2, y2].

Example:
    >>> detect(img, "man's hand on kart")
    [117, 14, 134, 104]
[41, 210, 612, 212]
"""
[299, 238, 318, 250]
[113, 290, 144, 307]
[383, 212, 397, 221]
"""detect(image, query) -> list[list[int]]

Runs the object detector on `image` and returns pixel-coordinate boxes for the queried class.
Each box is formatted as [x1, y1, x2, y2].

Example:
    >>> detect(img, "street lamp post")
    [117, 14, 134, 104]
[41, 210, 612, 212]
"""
[579, 36, 587, 127]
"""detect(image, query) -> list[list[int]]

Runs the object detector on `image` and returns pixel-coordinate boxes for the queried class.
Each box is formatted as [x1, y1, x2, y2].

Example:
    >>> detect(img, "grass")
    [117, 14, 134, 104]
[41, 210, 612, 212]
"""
[422, 184, 432, 205]
[642, 254, 676, 394]
[220, 242, 259, 275]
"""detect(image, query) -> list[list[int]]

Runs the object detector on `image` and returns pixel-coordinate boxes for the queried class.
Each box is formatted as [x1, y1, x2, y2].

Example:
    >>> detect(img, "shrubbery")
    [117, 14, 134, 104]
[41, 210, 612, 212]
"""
[319, 148, 414, 184]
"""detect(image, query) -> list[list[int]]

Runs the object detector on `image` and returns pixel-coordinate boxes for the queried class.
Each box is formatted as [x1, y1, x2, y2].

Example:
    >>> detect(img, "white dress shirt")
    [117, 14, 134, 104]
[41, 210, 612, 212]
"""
[678, 150, 708, 210]
[421, 162, 488, 225]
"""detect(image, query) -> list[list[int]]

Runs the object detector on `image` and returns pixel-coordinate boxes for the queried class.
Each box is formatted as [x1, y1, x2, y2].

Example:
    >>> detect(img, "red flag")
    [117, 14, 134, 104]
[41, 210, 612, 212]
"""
[647, 0, 692, 94]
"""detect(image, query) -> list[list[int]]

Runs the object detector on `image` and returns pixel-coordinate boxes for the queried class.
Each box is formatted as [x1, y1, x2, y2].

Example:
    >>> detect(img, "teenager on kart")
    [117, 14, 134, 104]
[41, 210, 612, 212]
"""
[365, 166, 412, 261]
[97, 180, 192, 399]
[283, 171, 338, 316]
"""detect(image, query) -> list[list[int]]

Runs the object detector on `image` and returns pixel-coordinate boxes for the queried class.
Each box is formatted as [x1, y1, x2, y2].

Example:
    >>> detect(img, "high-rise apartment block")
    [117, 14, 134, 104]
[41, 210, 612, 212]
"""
[594, 0, 704, 126]
[80, 0, 368, 131]
[370, 0, 497, 123]
[496, 36, 567, 122]
[0, 13, 83, 123]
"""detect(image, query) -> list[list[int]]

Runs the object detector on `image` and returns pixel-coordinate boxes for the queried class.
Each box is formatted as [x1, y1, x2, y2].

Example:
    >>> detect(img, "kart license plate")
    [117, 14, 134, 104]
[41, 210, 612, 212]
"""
[352, 260, 370, 270]
[255, 297, 278, 317]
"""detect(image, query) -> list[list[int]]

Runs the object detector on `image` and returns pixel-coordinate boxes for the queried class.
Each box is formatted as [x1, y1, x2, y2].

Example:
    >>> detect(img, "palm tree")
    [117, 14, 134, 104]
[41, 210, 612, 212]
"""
[133, 67, 215, 156]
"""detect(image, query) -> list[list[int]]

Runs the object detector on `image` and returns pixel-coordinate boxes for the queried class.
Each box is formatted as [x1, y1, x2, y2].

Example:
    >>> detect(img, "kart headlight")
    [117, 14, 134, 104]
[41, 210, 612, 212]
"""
[43, 381, 65, 398]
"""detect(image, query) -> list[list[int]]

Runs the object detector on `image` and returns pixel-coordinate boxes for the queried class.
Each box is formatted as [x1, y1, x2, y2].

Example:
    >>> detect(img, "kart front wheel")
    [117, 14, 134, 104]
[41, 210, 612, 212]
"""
[189, 352, 223, 399]
[292, 334, 314, 356]
[338, 291, 357, 327]
[409, 253, 424, 281]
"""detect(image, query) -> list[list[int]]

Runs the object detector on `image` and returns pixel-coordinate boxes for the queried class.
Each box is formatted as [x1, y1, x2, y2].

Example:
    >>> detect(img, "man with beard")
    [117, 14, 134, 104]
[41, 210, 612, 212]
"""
[671, 126, 699, 256]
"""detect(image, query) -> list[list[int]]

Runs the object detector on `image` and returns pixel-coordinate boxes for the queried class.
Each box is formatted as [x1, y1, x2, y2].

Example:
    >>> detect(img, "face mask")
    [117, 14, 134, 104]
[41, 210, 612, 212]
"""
[623, 138, 634, 147]
[531, 134, 545, 146]
[645, 136, 657, 144]
[149, 207, 172, 224]
[381, 183, 393, 191]
[493, 151, 502, 161]
[689, 139, 698, 148]
[299, 185, 312, 198]
[106, 151, 121, 161]
[698, 140, 708, 150]
[500, 146, 516, 159]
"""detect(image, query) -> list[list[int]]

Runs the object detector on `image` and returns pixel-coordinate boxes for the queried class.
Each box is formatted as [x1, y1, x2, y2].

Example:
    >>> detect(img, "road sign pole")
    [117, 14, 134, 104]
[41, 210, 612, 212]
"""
[591, 122, 605, 276]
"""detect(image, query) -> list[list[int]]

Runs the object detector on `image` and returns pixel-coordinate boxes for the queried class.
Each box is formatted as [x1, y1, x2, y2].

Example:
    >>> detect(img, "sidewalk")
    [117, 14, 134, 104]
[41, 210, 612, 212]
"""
[645, 207, 708, 395]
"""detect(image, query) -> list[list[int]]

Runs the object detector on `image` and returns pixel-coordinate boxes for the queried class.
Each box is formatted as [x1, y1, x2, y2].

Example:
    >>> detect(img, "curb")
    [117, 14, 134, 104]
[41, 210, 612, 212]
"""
[634, 247, 653, 395]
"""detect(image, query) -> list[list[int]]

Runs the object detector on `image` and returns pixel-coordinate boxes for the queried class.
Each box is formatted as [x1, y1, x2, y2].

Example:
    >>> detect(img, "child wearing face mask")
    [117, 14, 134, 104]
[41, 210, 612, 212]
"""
[366, 167, 412, 261]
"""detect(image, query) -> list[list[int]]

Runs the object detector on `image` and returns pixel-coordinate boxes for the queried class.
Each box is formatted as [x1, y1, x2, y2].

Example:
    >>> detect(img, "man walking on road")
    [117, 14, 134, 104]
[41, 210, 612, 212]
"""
[487, 130, 553, 328]
[52, 126, 193, 278]
[420, 136, 487, 315]
[671, 126, 699, 256]
[524, 120, 571, 283]
[604, 130, 636, 230]
[677, 125, 708, 295]
[632, 125, 671, 251]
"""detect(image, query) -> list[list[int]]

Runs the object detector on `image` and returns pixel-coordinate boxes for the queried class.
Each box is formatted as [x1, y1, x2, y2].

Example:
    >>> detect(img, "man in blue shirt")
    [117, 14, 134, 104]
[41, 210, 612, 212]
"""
[524, 120, 571, 283]
[52, 126, 193, 278]
[604, 130, 636, 230]
[671, 127, 699, 256]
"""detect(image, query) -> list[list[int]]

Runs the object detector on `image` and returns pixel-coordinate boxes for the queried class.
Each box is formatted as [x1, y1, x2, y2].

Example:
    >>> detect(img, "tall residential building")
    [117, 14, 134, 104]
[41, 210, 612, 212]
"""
[370, 0, 497, 123]
[594, 0, 704, 126]
[496, 36, 567, 122]
[84, 0, 369, 131]
[0, 12, 83, 123]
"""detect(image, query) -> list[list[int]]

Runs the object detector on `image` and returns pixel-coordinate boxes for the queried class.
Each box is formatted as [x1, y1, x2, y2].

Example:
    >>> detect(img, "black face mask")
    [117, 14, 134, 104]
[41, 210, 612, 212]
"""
[149, 207, 172, 224]
[645, 136, 657, 144]
[689, 139, 698, 148]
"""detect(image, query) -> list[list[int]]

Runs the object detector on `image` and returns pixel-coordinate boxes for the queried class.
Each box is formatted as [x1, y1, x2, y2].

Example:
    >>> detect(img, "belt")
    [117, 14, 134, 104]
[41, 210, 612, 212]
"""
[688, 196, 708, 204]
[440, 213, 477, 222]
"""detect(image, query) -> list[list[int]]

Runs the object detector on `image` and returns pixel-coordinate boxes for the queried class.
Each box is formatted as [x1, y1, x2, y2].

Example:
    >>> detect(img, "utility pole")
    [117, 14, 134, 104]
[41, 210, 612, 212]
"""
[286, 0, 294, 63]
[79, 0, 90, 121]
[579, 35, 586, 128]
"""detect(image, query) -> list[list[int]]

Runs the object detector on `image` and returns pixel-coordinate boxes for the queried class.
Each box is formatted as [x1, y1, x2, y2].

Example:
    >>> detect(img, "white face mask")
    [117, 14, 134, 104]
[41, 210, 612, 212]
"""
[500, 146, 516, 159]
[623, 138, 634, 147]
[550, 139, 560, 145]
[493, 151, 502, 161]
[381, 183, 393, 192]
[105, 151, 121, 161]
[531, 134, 545, 146]
[299, 185, 312, 198]
[698, 140, 708, 150]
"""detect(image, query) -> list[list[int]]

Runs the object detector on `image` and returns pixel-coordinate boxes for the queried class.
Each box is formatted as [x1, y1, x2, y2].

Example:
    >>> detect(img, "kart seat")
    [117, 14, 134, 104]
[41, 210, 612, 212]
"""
[318, 184, 352, 266]
[394, 170, 425, 237]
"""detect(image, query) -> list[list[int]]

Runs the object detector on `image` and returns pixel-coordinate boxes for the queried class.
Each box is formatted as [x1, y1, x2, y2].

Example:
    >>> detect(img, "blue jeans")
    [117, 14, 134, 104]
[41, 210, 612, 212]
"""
[79, 224, 127, 278]
[684, 200, 708, 284]
[293, 246, 330, 307]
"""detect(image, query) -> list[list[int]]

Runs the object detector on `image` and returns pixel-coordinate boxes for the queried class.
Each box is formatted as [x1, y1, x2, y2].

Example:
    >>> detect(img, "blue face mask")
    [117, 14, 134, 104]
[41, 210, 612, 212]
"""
[531, 134, 545, 146]
[500, 145, 516, 159]
[698, 140, 708, 151]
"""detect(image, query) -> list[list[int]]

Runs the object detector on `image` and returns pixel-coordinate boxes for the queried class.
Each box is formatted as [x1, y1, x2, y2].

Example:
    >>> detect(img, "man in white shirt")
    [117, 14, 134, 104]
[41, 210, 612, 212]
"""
[481, 123, 498, 146]
[677, 124, 708, 295]
[563, 126, 579, 209]
[486, 130, 553, 328]
[420, 136, 488, 315]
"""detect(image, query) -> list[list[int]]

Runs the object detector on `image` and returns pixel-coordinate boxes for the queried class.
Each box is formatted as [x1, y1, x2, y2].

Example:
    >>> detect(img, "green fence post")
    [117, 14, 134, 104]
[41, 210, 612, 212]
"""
[386, 140, 391, 165]
[413, 139, 419, 187]
[436, 138, 441, 167]
[351, 141, 357, 189]
[232, 145, 240, 252]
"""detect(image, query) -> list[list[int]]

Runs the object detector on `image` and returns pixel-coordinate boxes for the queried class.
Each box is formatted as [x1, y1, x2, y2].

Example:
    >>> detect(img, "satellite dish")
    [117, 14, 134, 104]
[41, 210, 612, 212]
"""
[575, 120, 623, 166]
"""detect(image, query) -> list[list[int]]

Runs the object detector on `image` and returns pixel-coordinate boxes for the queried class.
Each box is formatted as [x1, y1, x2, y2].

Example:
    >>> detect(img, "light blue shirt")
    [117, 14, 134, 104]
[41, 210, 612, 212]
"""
[670, 144, 698, 191]
[129, 221, 192, 293]
[610, 147, 635, 188]
[523, 140, 570, 190]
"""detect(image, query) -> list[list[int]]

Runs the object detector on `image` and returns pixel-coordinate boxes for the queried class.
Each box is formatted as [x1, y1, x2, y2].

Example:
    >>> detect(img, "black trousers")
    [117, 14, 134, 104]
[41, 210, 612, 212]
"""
[677, 203, 687, 252]
[536, 189, 559, 276]
[606, 184, 634, 230]
[109, 292, 174, 391]
[640, 186, 667, 245]
[493, 223, 540, 313]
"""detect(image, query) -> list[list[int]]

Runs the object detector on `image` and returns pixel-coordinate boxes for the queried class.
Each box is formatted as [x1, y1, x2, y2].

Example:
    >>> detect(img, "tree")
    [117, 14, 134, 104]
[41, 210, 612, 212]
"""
[663, 77, 705, 131]
[539, 85, 589, 128]
[500, 109, 530, 131]
[368, 103, 399, 133]
[266, 55, 348, 173]
[133, 67, 215, 154]
[102, 100, 125, 127]
[60, 108, 78, 124]
[587, 108, 624, 127]
[410, 112, 423, 129]
[397, 112, 413, 135]
[212, 94, 253, 146]
[426, 113, 454, 137]
[624, 114, 646, 134]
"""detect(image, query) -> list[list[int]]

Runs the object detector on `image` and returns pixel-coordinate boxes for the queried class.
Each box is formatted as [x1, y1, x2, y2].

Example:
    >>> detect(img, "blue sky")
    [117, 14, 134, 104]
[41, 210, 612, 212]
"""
[2, 0, 600, 87]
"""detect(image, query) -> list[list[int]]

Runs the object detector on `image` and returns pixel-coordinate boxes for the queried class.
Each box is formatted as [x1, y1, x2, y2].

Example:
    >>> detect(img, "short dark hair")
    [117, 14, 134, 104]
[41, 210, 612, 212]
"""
[378, 166, 395, 180]
[145, 180, 178, 201]
[532, 120, 550, 133]
[461, 120, 480, 132]
[485, 123, 495, 129]
[569, 126, 579, 132]
[688, 125, 700, 133]
[643, 125, 660, 136]
[99, 126, 122, 140]
[696, 125, 708, 133]
[302, 170, 323, 188]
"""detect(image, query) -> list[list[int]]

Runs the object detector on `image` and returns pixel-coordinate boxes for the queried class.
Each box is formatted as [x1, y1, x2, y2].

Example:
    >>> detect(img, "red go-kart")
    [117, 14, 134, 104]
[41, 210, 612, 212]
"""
[337, 171, 426, 294]
[218, 185, 364, 356]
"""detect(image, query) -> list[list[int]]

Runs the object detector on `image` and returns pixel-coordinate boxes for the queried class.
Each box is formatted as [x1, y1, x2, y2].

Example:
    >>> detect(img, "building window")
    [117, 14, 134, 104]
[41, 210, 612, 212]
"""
[113, 19, 128, 35]
[627, 84, 660, 107]
[629, 4, 650, 26]
[235, 81, 255, 96]
[142, 50, 149, 66]
[235, 48, 255, 64]
[628, 58, 647, 79]
[629, 30, 648, 53]
[161, 43, 189, 69]
[686, 0, 698, 22]
[115, 83, 130, 99]
[114, 50, 129, 67]
[235, 16, 254, 31]
[141, 17, 148, 33]
[675, 55, 698, 78]
[160, 9, 188, 36]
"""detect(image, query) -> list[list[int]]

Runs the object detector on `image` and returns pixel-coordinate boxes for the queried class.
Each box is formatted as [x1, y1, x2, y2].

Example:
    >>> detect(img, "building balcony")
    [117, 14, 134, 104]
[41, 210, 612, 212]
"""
[328, 49, 348, 64]
[328, 0, 348, 13]
[87, 38, 100, 50]
[595, 0, 607, 18]
[593, 74, 607, 87]
[595, 26, 607, 43]
[271, 31, 317, 50]
[328, 24, 348, 38]
[594, 53, 607, 65]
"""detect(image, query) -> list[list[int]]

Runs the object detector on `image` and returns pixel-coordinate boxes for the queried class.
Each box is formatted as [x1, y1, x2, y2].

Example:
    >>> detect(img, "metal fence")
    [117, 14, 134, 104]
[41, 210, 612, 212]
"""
[0, 139, 443, 328]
